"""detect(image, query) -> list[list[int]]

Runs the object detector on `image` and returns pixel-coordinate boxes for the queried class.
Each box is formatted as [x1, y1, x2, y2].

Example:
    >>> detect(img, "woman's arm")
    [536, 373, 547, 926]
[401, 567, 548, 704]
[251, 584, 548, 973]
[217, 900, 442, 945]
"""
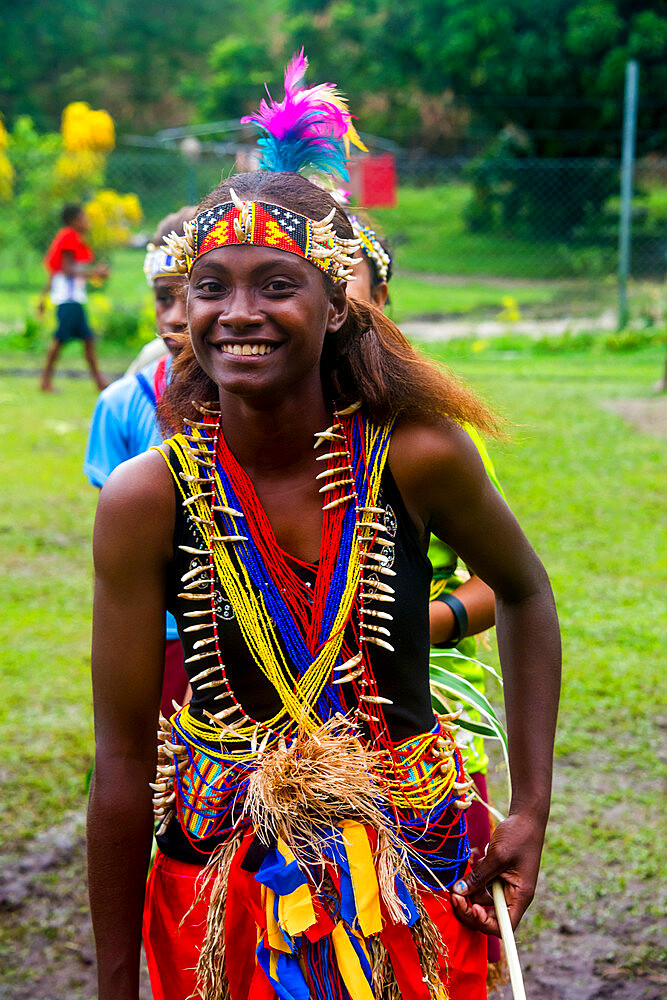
[390, 420, 561, 935]
[87, 450, 174, 1000]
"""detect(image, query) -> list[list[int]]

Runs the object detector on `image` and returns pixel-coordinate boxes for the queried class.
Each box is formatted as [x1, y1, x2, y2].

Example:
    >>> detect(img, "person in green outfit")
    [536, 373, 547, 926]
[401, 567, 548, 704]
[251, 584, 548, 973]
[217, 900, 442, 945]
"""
[347, 210, 505, 983]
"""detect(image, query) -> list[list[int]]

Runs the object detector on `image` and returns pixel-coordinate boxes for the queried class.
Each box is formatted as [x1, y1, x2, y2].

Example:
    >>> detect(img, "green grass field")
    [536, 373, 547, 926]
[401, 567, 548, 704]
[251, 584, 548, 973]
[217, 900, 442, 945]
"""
[1, 345, 664, 842]
[419, 345, 666, 946]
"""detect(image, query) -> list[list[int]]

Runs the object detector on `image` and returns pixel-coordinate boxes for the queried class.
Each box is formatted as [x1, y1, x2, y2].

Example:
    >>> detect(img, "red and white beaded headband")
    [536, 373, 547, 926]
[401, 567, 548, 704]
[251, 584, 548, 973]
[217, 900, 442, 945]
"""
[162, 188, 361, 283]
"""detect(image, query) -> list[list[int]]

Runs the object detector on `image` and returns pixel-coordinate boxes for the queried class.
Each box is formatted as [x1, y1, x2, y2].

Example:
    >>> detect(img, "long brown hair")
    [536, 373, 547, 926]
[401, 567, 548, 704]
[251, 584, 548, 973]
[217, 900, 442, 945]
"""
[159, 172, 498, 435]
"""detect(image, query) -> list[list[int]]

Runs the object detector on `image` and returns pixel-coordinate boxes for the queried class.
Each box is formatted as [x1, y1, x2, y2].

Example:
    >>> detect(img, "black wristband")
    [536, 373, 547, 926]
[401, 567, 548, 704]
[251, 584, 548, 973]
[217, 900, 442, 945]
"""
[432, 592, 468, 649]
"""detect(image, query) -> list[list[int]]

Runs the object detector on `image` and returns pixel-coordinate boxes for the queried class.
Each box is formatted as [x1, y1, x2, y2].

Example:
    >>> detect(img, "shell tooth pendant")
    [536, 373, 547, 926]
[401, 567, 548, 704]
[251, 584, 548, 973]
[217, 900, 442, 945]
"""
[332, 665, 364, 685]
[333, 652, 363, 673]
[322, 492, 355, 511]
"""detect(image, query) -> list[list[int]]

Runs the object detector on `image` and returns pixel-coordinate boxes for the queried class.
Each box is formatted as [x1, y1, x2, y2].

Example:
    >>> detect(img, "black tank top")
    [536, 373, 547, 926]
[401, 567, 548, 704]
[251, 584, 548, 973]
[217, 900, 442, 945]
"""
[158, 456, 437, 864]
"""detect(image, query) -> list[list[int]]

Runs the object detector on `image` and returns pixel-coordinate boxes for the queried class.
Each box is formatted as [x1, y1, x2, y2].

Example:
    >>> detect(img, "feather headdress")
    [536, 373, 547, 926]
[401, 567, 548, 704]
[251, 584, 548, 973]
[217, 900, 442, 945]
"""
[240, 49, 367, 180]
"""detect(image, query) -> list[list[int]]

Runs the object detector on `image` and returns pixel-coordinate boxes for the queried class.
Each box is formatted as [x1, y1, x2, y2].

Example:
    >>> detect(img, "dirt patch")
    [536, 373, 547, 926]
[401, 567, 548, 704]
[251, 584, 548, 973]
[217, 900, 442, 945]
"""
[602, 397, 667, 438]
[495, 920, 665, 1000]
[0, 812, 150, 1000]
[0, 807, 663, 1000]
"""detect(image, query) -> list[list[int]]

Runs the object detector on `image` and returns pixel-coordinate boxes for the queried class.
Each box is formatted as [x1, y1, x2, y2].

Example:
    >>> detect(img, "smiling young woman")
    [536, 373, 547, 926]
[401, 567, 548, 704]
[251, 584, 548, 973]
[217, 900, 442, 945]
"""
[87, 57, 560, 1000]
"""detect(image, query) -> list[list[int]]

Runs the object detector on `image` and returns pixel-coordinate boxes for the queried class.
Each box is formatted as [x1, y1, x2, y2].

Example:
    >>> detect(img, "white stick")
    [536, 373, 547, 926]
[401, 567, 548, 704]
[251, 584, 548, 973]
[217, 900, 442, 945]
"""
[492, 879, 527, 1000]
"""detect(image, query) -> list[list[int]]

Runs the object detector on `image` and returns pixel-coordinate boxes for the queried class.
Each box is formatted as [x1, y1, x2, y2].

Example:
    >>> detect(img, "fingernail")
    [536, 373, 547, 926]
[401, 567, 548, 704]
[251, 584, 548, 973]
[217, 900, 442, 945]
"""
[453, 880, 467, 894]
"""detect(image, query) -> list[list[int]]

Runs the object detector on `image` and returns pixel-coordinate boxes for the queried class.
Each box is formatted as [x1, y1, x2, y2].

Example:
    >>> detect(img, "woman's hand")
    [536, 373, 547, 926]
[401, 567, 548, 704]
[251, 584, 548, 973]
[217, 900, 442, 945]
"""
[450, 811, 545, 936]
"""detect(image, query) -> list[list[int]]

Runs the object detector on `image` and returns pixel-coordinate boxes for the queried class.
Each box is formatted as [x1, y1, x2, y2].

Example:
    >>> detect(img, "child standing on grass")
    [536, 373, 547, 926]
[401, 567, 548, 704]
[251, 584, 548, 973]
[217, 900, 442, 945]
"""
[40, 203, 110, 393]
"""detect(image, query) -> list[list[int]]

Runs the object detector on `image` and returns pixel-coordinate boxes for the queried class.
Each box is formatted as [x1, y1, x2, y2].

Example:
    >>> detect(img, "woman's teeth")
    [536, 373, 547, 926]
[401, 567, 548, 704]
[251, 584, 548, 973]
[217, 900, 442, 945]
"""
[219, 343, 275, 356]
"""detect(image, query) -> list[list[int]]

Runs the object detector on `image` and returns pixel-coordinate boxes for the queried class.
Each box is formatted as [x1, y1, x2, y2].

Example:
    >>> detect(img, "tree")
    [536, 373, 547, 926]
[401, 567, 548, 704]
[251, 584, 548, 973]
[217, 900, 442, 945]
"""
[2, 0, 665, 156]
[0, 0, 228, 133]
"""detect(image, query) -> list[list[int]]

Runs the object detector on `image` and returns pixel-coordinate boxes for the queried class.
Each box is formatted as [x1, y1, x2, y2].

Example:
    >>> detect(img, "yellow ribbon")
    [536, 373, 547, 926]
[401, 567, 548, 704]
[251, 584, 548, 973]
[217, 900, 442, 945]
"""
[340, 819, 383, 936]
[276, 840, 317, 937]
[331, 922, 375, 1000]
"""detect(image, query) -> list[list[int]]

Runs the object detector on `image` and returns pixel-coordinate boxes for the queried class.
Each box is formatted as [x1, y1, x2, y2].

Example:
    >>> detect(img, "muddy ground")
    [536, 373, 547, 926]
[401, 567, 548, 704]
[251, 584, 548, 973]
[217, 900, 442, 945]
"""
[601, 397, 667, 439]
[1, 803, 664, 1000]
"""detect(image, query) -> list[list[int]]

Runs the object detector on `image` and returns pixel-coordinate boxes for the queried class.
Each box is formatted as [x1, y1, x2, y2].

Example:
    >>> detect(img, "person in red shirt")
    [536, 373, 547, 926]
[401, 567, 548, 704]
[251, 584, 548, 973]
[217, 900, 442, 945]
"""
[40, 203, 110, 392]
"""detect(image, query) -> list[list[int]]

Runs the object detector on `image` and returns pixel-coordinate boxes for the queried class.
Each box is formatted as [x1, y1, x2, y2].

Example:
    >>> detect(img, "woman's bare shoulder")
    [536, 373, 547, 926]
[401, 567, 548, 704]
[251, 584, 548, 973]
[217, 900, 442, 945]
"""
[390, 416, 484, 487]
[388, 417, 496, 535]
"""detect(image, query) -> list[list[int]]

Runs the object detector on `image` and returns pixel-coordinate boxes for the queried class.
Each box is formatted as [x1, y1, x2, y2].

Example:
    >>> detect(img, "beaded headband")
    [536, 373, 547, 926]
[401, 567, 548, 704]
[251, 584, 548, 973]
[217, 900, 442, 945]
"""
[348, 215, 392, 283]
[142, 244, 181, 286]
[162, 188, 361, 283]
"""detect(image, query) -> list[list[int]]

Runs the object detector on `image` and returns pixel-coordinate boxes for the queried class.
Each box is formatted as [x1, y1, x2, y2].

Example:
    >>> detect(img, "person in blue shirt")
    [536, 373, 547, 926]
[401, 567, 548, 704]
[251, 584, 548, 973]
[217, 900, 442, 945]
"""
[84, 208, 194, 716]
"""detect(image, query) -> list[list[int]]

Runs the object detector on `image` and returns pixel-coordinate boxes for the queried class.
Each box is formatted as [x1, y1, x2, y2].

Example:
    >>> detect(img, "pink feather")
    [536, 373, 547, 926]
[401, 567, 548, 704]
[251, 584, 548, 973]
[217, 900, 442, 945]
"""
[283, 47, 308, 96]
[242, 51, 352, 141]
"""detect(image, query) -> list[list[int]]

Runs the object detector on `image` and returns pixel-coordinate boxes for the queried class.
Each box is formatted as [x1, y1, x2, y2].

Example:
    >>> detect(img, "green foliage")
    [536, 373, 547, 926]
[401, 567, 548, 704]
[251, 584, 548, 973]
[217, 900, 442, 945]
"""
[435, 327, 663, 360]
[464, 126, 619, 240]
[3, 115, 110, 262]
[190, 0, 666, 156]
[603, 326, 665, 351]
[0, 0, 232, 134]
[4, 2, 664, 158]
[553, 244, 617, 278]
[21, 316, 42, 352]
[101, 307, 141, 345]
[3, 117, 63, 263]
[182, 36, 277, 123]
[373, 184, 622, 280]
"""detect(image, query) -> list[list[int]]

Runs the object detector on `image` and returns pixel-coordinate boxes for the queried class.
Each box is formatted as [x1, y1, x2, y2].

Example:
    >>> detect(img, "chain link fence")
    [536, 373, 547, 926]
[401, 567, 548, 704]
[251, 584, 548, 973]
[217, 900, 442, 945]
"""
[392, 153, 666, 281]
[104, 146, 667, 282]
[2, 141, 665, 336]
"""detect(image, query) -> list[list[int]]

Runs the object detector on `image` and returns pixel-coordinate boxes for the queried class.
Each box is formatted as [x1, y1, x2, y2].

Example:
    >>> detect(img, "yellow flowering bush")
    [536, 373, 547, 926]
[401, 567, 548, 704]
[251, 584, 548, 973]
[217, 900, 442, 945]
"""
[62, 102, 115, 154]
[5, 105, 142, 260]
[86, 189, 143, 253]
[0, 155, 14, 201]
[497, 295, 522, 323]
[53, 149, 105, 194]
[0, 117, 14, 201]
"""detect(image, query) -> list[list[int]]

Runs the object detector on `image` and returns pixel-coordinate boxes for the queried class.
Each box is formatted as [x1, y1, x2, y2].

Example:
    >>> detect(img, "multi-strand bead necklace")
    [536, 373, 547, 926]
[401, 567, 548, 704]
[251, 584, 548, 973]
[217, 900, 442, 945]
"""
[152, 402, 472, 882]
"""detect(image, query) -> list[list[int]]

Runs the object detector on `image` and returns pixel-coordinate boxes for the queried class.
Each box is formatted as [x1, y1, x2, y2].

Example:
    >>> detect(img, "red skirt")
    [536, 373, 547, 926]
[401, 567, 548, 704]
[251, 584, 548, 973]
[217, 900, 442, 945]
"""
[143, 849, 487, 1000]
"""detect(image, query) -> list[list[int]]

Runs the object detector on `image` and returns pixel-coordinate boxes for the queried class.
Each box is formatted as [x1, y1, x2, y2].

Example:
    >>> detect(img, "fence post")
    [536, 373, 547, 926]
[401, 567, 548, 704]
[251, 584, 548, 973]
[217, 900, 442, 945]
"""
[618, 59, 639, 330]
[180, 137, 202, 207]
